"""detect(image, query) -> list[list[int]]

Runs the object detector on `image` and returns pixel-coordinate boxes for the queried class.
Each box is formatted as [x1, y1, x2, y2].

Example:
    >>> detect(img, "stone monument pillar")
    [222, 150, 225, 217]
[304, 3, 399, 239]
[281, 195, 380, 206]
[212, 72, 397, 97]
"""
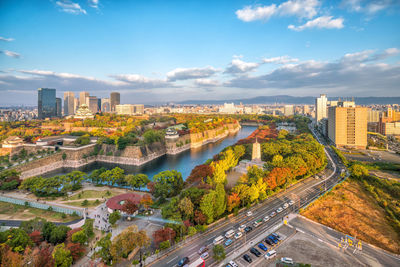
[252, 138, 261, 161]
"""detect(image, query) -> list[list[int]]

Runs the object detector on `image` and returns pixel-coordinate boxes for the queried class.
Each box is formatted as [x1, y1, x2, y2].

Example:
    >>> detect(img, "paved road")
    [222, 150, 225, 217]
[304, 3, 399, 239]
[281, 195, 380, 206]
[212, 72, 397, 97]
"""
[150, 124, 344, 267]
[289, 216, 400, 267]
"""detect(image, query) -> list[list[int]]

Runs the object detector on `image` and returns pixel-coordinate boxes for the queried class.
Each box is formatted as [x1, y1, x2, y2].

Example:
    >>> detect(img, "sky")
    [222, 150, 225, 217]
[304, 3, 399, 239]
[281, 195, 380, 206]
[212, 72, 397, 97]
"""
[0, 0, 399, 105]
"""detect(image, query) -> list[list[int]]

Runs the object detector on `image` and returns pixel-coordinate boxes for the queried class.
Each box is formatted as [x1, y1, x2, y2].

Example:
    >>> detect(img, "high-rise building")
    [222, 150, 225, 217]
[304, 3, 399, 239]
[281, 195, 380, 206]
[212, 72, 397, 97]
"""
[97, 98, 101, 112]
[367, 110, 381, 123]
[328, 105, 368, 149]
[74, 98, 79, 114]
[284, 105, 294, 116]
[303, 105, 310, 115]
[115, 104, 144, 115]
[56, 98, 62, 118]
[315, 94, 328, 122]
[63, 91, 75, 116]
[101, 98, 111, 113]
[88, 96, 99, 114]
[110, 92, 120, 112]
[79, 91, 89, 107]
[38, 88, 56, 119]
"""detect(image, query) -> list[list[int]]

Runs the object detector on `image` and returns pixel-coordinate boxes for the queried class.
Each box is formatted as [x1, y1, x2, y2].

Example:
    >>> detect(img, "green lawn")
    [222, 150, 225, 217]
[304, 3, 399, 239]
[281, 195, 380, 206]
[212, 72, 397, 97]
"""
[63, 199, 104, 208]
[68, 189, 117, 200]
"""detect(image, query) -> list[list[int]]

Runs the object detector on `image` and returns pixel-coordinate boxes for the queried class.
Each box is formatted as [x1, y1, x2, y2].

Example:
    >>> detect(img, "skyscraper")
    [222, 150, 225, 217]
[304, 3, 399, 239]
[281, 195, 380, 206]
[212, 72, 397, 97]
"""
[38, 88, 56, 119]
[79, 91, 89, 107]
[110, 92, 120, 112]
[328, 105, 368, 149]
[56, 98, 62, 118]
[101, 98, 111, 113]
[315, 94, 328, 122]
[63, 91, 75, 116]
[88, 96, 99, 114]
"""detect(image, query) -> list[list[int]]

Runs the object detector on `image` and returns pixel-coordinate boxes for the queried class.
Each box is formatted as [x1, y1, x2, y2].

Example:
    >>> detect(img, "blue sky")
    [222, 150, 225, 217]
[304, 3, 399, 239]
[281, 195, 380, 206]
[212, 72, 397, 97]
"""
[0, 0, 399, 105]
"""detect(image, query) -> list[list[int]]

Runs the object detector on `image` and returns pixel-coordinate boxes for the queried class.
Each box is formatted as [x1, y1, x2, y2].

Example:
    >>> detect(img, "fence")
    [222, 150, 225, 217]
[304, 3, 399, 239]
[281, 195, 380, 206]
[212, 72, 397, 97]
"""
[0, 195, 84, 217]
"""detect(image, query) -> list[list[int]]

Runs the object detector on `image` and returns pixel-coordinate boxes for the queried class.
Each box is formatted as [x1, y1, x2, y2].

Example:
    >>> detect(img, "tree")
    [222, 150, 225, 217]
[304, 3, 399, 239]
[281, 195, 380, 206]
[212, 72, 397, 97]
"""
[227, 192, 241, 212]
[186, 164, 214, 184]
[214, 183, 227, 217]
[65, 242, 85, 261]
[126, 174, 150, 190]
[121, 199, 138, 215]
[161, 197, 181, 220]
[96, 233, 112, 265]
[82, 219, 94, 239]
[20, 217, 47, 234]
[153, 227, 176, 244]
[31, 243, 55, 267]
[193, 210, 207, 225]
[159, 240, 170, 250]
[187, 226, 197, 236]
[140, 194, 153, 209]
[52, 243, 73, 267]
[3, 228, 33, 253]
[29, 230, 43, 245]
[153, 170, 184, 201]
[0, 245, 23, 266]
[178, 197, 194, 219]
[350, 164, 369, 178]
[210, 161, 227, 185]
[109, 210, 121, 226]
[232, 184, 252, 206]
[213, 244, 226, 261]
[110, 167, 125, 186]
[71, 230, 87, 245]
[180, 187, 205, 206]
[64, 171, 85, 191]
[49, 225, 70, 245]
[200, 190, 217, 224]
[74, 135, 90, 146]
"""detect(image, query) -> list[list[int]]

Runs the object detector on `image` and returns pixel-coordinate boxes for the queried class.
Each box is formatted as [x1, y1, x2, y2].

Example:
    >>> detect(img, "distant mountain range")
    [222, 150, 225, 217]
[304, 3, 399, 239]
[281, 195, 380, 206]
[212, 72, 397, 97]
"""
[178, 95, 400, 105]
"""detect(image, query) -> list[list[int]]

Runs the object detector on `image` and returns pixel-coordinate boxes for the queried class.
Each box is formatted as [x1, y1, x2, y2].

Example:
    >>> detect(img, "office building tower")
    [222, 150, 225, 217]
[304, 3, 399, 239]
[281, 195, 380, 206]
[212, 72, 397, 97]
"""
[97, 98, 101, 112]
[101, 98, 111, 113]
[38, 88, 56, 119]
[56, 98, 62, 118]
[315, 94, 328, 122]
[110, 92, 120, 112]
[88, 96, 99, 114]
[328, 105, 368, 149]
[367, 110, 381, 123]
[284, 105, 294, 116]
[63, 91, 75, 116]
[79, 91, 89, 107]
[115, 104, 145, 115]
[74, 98, 79, 114]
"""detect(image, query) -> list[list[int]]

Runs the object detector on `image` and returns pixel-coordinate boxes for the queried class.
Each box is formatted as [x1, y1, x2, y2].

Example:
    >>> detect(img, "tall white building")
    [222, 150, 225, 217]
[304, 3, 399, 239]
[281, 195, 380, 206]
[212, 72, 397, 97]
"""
[63, 92, 75, 116]
[315, 94, 328, 122]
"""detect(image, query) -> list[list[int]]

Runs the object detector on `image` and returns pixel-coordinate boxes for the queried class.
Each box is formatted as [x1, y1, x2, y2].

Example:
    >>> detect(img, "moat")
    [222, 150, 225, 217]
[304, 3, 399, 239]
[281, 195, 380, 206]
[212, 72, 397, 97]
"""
[44, 126, 257, 180]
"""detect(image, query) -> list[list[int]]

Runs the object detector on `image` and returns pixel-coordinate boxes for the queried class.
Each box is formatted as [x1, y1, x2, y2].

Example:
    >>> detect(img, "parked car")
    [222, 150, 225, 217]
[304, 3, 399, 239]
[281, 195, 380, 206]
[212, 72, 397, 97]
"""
[253, 219, 262, 227]
[229, 260, 239, 267]
[246, 211, 253, 217]
[224, 239, 233, 247]
[268, 235, 279, 244]
[243, 254, 252, 263]
[281, 257, 294, 264]
[270, 211, 276, 217]
[289, 200, 295, 206]
[258, 243, 268, 251]
[265, 250, 277, 260]
[238, 224, 246, 232]
[276, 207, 283, 213]
[177, 257, 189, 267]
[283, 203, 289, 209]
[201, 252, 209, 260]
[250, 247, 262, 257]
[225, 229, 235, 238]
[198, 246, 208, 255]
[271, 233, 281, 240]
[244, 226, 253, 233]
[264, 237, 273, 246]
[263, 215, 270, 222]
[234, 232, 243, 239]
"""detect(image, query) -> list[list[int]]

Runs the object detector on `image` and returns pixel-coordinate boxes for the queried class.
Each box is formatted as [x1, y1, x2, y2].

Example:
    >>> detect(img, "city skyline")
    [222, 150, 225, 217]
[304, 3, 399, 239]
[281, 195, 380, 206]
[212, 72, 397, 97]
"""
[0, 0, 400, 105]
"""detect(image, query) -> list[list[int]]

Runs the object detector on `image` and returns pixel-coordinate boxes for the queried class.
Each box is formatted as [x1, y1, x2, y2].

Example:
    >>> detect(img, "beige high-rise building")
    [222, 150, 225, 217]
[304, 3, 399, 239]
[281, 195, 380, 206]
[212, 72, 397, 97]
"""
[115, 104, 145, 115]
[284, 105, 294, 116]
[367, 110, 381, 123]
[328, 106, 368, 149]
[74, 98, 79, 113]
[101, 98, 111, 113]
[315, 94, 328, 121]
[110, 92, 120, 112]
[79, 91, 89, 107]
[63, 91, 75, 116]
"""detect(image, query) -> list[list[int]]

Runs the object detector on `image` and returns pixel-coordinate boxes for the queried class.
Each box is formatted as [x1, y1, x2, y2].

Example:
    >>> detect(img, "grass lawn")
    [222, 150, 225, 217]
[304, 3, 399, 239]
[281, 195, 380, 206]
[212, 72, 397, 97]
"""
[63, 199, 105, 208]
[0, 202, 81, 223]
[68, 189, 122, 200]
[301, 178, 400, 254]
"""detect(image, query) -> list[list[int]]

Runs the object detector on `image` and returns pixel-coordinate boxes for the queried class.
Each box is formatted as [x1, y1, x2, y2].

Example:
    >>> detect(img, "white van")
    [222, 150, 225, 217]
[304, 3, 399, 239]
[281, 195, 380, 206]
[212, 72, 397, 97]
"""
[225, 230, 235, 238]
[265, 250, 276, 260]
[213, 235, 224, 245]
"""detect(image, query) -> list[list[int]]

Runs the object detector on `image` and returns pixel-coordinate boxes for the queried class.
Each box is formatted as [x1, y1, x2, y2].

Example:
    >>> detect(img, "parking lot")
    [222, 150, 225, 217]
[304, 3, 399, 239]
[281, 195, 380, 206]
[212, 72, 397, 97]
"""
[342, 149, 400, 164]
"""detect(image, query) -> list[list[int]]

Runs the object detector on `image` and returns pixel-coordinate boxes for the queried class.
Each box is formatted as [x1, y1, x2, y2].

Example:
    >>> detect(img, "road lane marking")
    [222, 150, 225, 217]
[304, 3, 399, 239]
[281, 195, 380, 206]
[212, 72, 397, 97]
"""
[166, 256, 177, 264]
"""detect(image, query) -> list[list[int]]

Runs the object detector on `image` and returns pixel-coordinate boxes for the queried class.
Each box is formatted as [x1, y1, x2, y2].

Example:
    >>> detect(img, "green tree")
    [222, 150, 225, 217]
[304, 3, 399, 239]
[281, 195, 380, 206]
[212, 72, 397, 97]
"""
[187, 226, 197, 236]
[71, 229, 87, 244]
[200, 191, 217, 224]
[109, 211, 121, 226]
[3, 228, 33, 253]
[153, 170, 184, 201]
[96, 233, 112, 265]
[350, 164, 369, 178]
[49, 225, 70, 244]
[178, 197, 194, 219]
[214, 183, 226, 217]
[125, 173, 150, 190]
[159, 240, 170, 250]
[82, 219, 94, 238]
[213, 244, 226, 261]
[52, 243, 73, 267]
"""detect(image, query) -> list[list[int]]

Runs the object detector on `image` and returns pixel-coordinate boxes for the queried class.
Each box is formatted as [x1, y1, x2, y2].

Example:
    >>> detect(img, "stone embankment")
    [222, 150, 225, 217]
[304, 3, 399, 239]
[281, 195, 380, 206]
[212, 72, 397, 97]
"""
[16, 122, 241, 179]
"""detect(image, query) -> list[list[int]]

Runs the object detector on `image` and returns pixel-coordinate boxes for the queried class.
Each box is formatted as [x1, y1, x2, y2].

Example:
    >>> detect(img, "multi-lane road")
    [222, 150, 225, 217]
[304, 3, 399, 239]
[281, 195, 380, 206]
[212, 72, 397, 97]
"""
[150, 124, 345, 267]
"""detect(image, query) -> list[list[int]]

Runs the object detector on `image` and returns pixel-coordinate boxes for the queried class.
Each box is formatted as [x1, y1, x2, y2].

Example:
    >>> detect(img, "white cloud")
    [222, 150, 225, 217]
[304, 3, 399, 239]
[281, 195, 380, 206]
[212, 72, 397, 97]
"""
[167, 66, 218, 81]
[56, 0, 87, 15]
[194, 79, 220, 87]
[288, 16, 344, 31]
[88, 0, 99, 9]
[236, 0, 320, 22]
[342, 0, 398, 14]
[225, 59, 260, 74]
[0, 37, 14, 42]
[1, 50, 20, 58]
[263, 56, 299, 64]
[111, 74, 171, 88]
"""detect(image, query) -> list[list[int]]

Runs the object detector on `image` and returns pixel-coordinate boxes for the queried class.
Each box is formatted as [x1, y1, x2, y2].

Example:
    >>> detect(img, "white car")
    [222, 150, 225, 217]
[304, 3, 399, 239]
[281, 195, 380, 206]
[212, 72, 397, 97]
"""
[229, 261, 239, 267]
[246, 211, 253, 217]
[238, 224, 246, 232]
[201, 252, 209, 260]
[289, 200, 295, 206]
[276, 207, 283, 213]
[234, 232, 243, 239]
[265, 250, 277, 260]
[270, 211, 276, 217]
[283, 203, 289, 209]
[281, 257, 294, 264]
[263, 216, 270, 222]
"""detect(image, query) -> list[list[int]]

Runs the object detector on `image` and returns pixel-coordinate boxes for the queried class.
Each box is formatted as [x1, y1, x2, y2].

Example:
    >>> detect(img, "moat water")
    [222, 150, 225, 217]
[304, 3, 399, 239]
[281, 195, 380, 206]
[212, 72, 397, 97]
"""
[44, 126, 257, 180]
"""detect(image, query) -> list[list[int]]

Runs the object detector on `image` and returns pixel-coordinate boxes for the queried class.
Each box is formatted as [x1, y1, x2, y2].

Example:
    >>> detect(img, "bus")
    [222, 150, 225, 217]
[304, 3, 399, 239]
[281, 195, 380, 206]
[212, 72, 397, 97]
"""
[186, 257, 205, 267]
[213, 235, 224, 245]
